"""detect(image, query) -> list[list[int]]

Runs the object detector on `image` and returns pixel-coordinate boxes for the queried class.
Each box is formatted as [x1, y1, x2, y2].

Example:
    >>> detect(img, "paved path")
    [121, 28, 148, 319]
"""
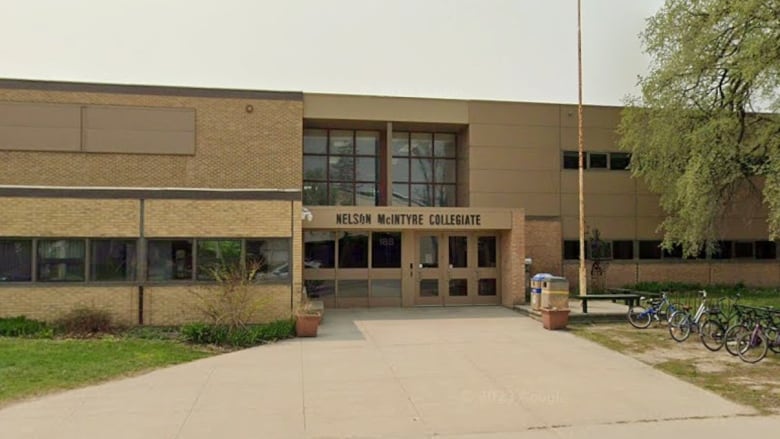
[1, 307, 777, 438]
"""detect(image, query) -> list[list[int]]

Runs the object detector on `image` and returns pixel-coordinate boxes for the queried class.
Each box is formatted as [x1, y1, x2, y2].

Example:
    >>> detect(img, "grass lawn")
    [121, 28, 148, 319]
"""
[570, 323, 780, 414]
[0, 337, 214, 406]
[630, 282, 780, 308]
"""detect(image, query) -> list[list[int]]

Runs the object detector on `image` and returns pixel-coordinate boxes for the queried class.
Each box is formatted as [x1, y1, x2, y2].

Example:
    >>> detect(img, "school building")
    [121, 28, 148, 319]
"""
[0, 79, 775, 324]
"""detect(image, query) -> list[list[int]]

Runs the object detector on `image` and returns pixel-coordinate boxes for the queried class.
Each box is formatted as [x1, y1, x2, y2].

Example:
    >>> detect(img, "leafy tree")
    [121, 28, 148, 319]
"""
[619, 0, 780, 257]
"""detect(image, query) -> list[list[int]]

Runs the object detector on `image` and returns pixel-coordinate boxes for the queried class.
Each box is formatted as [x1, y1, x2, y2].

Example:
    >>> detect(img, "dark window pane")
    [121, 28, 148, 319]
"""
[328, 156, 354, 182]
[434, 133, 457, 158]
[478, 236, 497, 267]
[303, 156, 327, 181]
[478, 278, 497, 296]
[304, 232, 335, 268]
[37, 239, 85, 282]
[420, 279, 438, 297]
[392, 157, 410, 182]
[331, 182, 354, 206]
[563, 151, 579, 169]
[563, 240, 579, 260]
[639, 241, 662, 259]
[449, 279, 468, 296]
[355, 183, 377, 206]
[610, 152, 631, 170]
[372, 232, 402, 268]
[712, 241, 733, 260]
[196, 240, 241, 280]
[90, 239, 137, 281]
[329, 130, 354, 155]
[419, 236, 438, 268]
[371, 279, 401, 298]
[148, 240, 193, 281]
[303, 129, 327, 154]
[304, 279, 335, 298]
[662, 244, 683, 259]
[391, 183, 410, 206]
[411, 132, 433, 156]
[338, 232, 368, 268]
[435, 185, 456, 207]
[734, 242, 754, 258]
[410, 184, 433, 207]
[303, 181, 328, 205]
[392, 132, 410, 156]
[434, 159, 457, 183]
[0, 240, 32, 282]
[246, 238, 290, 283]
[755, 241, 777, 259]
[338, 280, 368, 297]
[411, 158, 434, 183]
[612, 240, 634, 260]
[356, 157, 376, 182]
[589, 152, 608, 169]
[449, 236, 468, 268]
[355, 131, 379, 155]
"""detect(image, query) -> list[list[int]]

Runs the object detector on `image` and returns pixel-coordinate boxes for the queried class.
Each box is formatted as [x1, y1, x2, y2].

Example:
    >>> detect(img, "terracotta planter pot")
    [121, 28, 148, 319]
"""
[295, 313, 321, 337]
[541, 308, 570, 330]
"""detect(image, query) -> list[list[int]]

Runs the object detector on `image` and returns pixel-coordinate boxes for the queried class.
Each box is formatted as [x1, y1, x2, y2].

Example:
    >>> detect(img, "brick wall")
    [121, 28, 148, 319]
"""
[0, 197, 139, 237]
[0, 286, 138, 324]
[525, 218, 562, 277]
[0, 88, 302, 190]
[501, 209, 526, 306]
[144, 200, 293, 237]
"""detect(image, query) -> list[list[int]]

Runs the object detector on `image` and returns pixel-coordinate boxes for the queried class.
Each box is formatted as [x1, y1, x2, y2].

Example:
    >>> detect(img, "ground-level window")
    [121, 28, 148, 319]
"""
[638, 241, 662, 259]
[37, 239, 86, 282]
[247, 239, 290, 283]
[338, 232, 369, 268]
[372, 232, 401, 268]
[0, 239, 32, 282]
[90, 239, 137, 281]
[304, 232, 336, 268]
[148, 240, 193, 281]
[612, 240, 634, 260]
[196, 240, 241, 280]
[755, 241, 777, 259]
[563, 240, 579, 260]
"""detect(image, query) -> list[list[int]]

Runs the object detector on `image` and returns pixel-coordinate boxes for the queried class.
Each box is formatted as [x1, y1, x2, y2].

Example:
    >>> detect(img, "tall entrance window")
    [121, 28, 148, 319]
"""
[303, 129, 380, 206]
[391, 132, 457, 207]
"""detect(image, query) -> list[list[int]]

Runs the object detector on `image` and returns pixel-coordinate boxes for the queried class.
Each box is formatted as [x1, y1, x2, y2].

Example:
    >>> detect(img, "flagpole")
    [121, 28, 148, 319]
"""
[577, 0, 587, 296]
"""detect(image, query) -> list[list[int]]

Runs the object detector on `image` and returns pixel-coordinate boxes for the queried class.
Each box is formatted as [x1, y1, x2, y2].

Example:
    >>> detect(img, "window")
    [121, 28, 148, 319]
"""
[612, 240, 634, 260]
[304, 231, 335, 268]
[711, 241, 733, 260]
[562, 151, 579, 169]
[638, 240, 662, 259]
[755, 241, 777, 259]
[662, 244, 683, 259]
[196, 240, 241, 280]
[610, 152, 631, 170]
[338, 232, 368, 268]
[303, 129, 379, 206]
[392, 132, 456, 207]
[147, 240, 193, 281]
[371, 232, 401, 268]
[37, 239, 86, 282]
[477, 236, 497, 267]
[90, 239, 137, 281]
[0, 239, 32, 282]
[588, 152, 608, 169]
[734, 242, 754, 258]
[246, 239, 290, 282]
[589, 240, 612, 259]
[563, 240, 580, 260]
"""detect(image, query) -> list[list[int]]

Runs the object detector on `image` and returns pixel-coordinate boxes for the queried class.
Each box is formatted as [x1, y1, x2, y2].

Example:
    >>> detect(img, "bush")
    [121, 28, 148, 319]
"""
[0, 316, 53, 338]
[124, 326, 180, 340]
[181, 319, 295, 348]
[55, 307, 113, 335]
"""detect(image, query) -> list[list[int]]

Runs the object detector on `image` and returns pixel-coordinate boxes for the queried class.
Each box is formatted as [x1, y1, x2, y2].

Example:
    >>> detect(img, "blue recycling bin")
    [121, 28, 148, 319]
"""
[530, 273, 553, 310]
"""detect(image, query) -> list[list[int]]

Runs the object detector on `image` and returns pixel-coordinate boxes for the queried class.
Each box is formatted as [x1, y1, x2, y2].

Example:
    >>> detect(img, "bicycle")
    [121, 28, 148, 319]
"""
[722, 304, 763, 356]
[668, 290, 710, 342]
[736, 308, 780, 363]
[699, 294, 740, 352]
[627, 292, 681, 329]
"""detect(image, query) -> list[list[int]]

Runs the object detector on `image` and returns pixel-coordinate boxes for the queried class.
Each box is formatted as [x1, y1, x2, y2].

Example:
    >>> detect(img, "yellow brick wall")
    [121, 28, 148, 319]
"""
[143, 284, 293, 326]
[501, 210, 526, 306]
[0, 89, 302, 190]
[0, 286, 138, 324]
[0, 197, 139, 237]
[144, 200, 293, 237]
[525, 219, 563, 277]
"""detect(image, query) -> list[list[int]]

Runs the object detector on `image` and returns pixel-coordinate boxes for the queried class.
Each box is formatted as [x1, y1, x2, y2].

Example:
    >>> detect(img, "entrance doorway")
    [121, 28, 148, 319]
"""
[413, 232, 500, 306]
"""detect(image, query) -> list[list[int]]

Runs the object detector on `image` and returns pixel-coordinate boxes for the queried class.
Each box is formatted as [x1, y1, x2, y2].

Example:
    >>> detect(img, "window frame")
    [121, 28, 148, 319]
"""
[392, 131, 458, 207]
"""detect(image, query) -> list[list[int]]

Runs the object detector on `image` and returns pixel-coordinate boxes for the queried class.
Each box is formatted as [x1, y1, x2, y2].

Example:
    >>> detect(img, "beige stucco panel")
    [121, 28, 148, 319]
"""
[560, 105, 622, 128]
[304, 93, 467, 124]
[560, 127, 620, 150]
[562, 215, 636, 239]
[469, 146, 560, 171]
[469, 124, 559, 148]
[470, 192, 560, 216]
[469, 101, 560, 126]
[561, 193, 636, 217]
[303, 206, 518, 230]
[470, 170, 560, 194]
[561, 172, 636, 195]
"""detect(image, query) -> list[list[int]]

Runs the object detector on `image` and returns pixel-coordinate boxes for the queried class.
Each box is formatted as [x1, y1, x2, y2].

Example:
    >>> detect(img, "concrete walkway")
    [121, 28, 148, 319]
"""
[1, 307, 777, 438]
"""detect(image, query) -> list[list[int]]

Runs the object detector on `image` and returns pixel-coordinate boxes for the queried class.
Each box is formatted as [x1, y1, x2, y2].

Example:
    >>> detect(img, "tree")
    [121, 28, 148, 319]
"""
[619, 0, 780, 257]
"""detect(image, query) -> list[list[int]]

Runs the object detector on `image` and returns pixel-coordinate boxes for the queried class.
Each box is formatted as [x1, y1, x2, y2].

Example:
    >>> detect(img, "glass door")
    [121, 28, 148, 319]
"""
[474, 234, 500, 305]
[415, 234, 443, 305]
[445, 235, 471, 306]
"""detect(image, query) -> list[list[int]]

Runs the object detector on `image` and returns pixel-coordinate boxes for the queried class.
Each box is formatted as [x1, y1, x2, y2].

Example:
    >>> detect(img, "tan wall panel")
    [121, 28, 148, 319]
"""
[0, 89, 302, 189]
[469, 101, 560, 126]
[469, 124, 559, 148]
[84, 106, 195, 155]
[85, 106, 194, 131]
[0, 286, 138, 324]
[636, 217, 664, 238]
[560, 105, 622, 128]
[637, 195, 664, 216]
[560, 127, 619, 149]
[144, 284, 293, 325]
[562, 216, 635, 238]
[304, 93, 468, 124]
[469, 147, 559, 171]
[0, 102, 81, 151]
[470, 192, 560, 216]
[561, 194, 635, 217]
[0, 197, 139, 237]
[144, 200, 292, 237]
[470, 170, 559, 194]
[561, 172, 636, 194]
[718, 219, 771, 240]
[84, 129, 195, 155]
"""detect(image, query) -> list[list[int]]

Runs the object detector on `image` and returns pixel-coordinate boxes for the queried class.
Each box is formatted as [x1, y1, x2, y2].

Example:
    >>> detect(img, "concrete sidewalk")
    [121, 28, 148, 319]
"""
[1, 307, 776, 438]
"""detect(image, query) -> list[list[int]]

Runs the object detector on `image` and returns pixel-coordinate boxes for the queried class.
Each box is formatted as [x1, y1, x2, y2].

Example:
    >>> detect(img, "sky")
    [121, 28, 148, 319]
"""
[0, 0, 666, 106]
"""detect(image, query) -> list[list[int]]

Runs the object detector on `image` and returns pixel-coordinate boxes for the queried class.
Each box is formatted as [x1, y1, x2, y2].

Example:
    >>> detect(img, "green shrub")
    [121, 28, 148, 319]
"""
[0, 316, 52, 338]
[55, 307, 113, 335]
[181, 319, 295, 347]
[124, 326, 180, 340]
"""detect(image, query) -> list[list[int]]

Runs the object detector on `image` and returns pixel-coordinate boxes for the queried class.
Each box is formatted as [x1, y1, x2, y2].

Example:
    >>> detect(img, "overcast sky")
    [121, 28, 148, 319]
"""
[0, 0, 665, 105]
